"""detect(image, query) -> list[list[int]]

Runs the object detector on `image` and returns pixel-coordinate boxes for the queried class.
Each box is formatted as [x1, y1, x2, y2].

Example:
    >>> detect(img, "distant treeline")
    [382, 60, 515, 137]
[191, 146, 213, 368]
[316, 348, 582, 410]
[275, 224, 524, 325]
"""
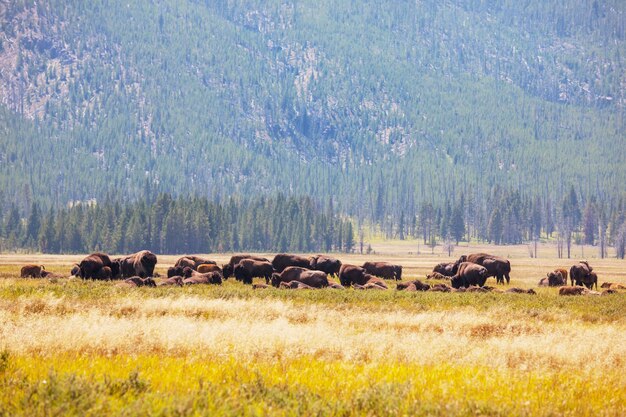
[0, 194, 354, 255]
[1, 188, 625, 258]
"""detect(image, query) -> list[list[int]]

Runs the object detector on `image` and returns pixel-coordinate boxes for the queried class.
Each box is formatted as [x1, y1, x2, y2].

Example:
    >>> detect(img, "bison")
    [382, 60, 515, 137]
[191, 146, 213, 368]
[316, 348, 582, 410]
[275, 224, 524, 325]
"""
[167, 266, 184, 278]
[271, 253, 312, 273]
[600, 282, 626, 290]
[20, 264, 45, 278]
[539, 270, 567, 287]
[450, 262, 489, 289]
[118, 250, 158, 278]
[222, 254, 270, 279]
[432, 262, 457, 277]
[175, 256, 215, 270]
[362, 261, 402, 280]
[570, 261, 596, 289]
[338, 264, 368, 287]
[457, 253, 511, 284]
[197, 264, 222, 274]
[279, 281, 314, 290]
[78, 252, 113, 279]
[157, 276, 184, 286]
[309, 255, 342, 275]
[397, 280, 430, 291]
[233, 259, 274, 285]
[183, 271, 223, 285]
[118, 276, 157, 287]
[271, 267, 328, 288]
[559, 286, 588, 296]
[505, 288, 536, 294]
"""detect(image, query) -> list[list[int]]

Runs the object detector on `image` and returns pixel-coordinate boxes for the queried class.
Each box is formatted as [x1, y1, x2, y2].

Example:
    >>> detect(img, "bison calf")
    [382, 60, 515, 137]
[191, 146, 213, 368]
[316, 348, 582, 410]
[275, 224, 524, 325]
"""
[20, 264, 45, 278]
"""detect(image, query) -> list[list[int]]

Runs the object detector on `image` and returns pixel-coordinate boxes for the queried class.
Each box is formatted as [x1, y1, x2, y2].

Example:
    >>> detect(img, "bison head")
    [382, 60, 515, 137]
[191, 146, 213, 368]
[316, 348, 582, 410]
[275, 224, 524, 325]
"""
[222, 264, 233, 279]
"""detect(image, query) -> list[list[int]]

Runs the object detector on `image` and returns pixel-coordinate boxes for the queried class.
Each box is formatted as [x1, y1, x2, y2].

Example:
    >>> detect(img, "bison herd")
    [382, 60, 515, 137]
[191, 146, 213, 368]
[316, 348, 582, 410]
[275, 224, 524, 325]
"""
[15, 250, 623, 296]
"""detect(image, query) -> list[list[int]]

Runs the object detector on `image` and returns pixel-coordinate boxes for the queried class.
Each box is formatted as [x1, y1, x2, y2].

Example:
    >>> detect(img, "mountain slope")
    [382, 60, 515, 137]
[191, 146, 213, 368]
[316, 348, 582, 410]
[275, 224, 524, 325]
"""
[0, 0, 623, 219]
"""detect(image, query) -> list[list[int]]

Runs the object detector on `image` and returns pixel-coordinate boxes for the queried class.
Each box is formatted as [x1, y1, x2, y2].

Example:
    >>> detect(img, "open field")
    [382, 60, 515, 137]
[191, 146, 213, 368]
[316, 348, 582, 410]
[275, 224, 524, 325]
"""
[1, 245, 625, 416]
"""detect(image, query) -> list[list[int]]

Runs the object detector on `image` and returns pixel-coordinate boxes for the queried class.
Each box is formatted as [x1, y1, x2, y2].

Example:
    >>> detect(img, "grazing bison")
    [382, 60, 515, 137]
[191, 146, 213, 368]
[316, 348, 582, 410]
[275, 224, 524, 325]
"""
[338, 264, 368, 287]
[197, 264, 222, 274]
[432, 262, 457, 277]
[362, 261, 402, 280]
[450, 262, 489, 289]
[222, 254, 270, 279]
[157, 276, 184, 286]
[271, 267, 328, 288]
[309, 255, 342, 275]
[78, 252, 113, 279]
[20, 264, 45, 278]
[119, 276, 157, 287]
[570, 261, 596, 289]
[94, 266, 112, 280]
[233, 259, 274, 285]
[397, 280, 430, 291]
[559, 286, 588, 296]
[457, 253, 511, 284]
[271, 253, 312, 273]
[183, 271, 223, 285]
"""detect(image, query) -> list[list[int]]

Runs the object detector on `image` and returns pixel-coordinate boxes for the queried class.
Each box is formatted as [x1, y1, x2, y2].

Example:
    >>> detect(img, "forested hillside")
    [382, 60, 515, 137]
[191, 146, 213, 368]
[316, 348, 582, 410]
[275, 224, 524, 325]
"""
[0, 1, 624, 246]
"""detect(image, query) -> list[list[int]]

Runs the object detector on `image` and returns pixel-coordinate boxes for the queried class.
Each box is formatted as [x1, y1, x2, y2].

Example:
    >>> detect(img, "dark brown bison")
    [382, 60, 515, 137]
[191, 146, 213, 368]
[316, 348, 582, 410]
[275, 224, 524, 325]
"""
[456, 253, 511, 284]
[271, 267, 328, 288]
[157, 276, 184, 286]
[559, 286, 588, 296]
[539, 270, 567, 287]
[432, 262, 457, 277]
[309, 255, 342, 275]
[175, 256, 215, 270]
[554, 268, 568, 283]
[167, 266, 184, 278]
[183, 271, 223, 285]
[197, 264, 223, 274]
[119, 250, 158, 278]
[450, 262, 489, 289]
[271, 253, 312, 273]
[94, 266, 112, 280]
[20, 264, 45, 278]
[233, 259, 274, 285]
[118, 276, 157, 287]
[397, 280, 430, 291]
[222, 254, 270, 279]
[362, 261, 402, 280]
[338, 264, 368, 287]
[570, 261, 596, 289]
[78, 252, 113, 279]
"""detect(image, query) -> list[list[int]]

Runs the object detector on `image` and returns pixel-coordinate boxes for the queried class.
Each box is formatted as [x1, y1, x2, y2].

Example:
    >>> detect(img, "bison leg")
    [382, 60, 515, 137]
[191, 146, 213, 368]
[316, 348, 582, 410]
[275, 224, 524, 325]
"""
[505, 273, 510, 284]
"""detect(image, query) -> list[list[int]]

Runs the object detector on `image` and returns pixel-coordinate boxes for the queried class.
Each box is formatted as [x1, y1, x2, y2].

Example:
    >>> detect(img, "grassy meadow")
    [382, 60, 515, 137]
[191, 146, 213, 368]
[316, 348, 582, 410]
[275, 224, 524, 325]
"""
[0, 242, 625, 416]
